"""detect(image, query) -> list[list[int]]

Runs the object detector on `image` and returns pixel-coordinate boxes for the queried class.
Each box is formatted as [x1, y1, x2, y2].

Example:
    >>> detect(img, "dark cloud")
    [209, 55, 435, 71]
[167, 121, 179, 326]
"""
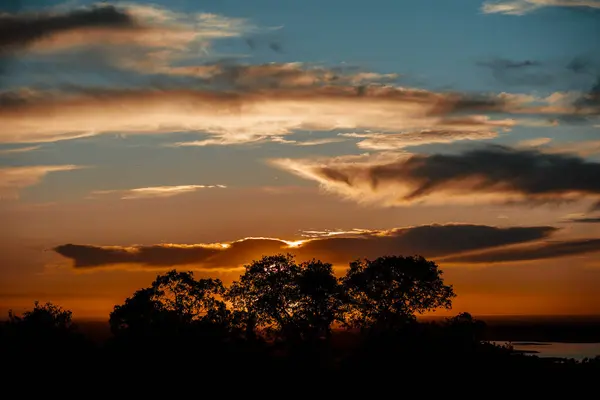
[244, 34, 284, 54]
[442, 239, 600, 264]
[299, 224, 557, 264]
[54, 244, 221, 268]
[575, 75, 600, 110]
[54, 224, 556, 269]
[268, 42, 283, 53]
[0, 5, 134, 53]
[477, 58, 553, 87]
[277, 145, 600, 205]
[567, 56, 595, 75]
[479, 59, 541, 70]
[564, 216, 600, 223]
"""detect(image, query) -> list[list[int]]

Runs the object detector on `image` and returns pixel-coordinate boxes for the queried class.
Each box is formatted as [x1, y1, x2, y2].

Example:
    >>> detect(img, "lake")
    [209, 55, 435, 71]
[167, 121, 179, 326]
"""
[493, 341, 600, 361]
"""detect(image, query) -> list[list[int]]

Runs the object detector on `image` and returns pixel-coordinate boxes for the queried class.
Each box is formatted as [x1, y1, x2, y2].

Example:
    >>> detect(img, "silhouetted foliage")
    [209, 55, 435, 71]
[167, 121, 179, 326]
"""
[1, 254, 599, 385]
[226, 254, 342, 343]
[1, 301, 87, 362]
[341, 255, 455, 333]
[109, 270, 235, 351]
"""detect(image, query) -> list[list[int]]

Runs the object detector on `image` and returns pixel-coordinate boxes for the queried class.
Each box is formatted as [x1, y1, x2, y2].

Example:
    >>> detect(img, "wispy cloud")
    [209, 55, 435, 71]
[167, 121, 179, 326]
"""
[270, 136, 348, 146]
[517, 137, 600, 156]
[54, 223, 556, 269]
[161, 61, 398, 87]
[270, 145, 600, 207]
[0, 5, 134, 53]
[442, 238, 600, 264]
[0, 165, 81, 199]
[0, 145, 40, 154]
[561, 213, 600, 223]
[482, 0, 600, 15]
[90, 184, 226, 200]
[1, 3, 255, 77]
[339, 130, 499, 150]
[0, 85, 556, 145]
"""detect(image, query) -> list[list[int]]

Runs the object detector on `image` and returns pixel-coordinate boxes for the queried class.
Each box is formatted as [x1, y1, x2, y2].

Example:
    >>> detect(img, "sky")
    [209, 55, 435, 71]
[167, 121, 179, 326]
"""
[1, 0, 600, 319]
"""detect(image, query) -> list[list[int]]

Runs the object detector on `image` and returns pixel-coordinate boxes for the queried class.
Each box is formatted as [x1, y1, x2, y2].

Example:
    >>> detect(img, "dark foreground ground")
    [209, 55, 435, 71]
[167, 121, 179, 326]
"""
[3, 315, 599, 393]
[76, 315, 600, 344]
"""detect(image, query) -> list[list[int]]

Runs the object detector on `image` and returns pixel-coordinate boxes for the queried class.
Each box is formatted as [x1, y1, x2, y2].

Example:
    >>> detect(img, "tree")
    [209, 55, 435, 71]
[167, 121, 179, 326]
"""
[8, 301, 74, 333]
[2, 301, 83, 359]
[109, 270, 230, 339]
[341, 255, 455, 333]
[295, 259, 343, 341]
[226, 254, 342, 342]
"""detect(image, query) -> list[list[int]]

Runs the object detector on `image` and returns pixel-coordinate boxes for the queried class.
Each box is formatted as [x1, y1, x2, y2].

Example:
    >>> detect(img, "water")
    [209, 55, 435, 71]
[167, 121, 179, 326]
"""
[493, 341, 600, 361]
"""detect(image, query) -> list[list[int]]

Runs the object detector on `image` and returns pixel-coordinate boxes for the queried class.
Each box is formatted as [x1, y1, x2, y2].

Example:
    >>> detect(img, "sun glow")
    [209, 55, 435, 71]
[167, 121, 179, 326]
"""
[282, 240, 307, 248]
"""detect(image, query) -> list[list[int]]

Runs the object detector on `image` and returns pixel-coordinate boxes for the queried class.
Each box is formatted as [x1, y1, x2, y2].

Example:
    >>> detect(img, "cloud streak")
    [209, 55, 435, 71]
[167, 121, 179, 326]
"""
[442, 238, 600, 263]
[0, 85, 535, 144]
[1, 3, 255, 79]
[90, 184, 226, 200]
[271, 145, 600, 206]
[0, 165, 81, 199]
[482, 0, 600, 15]
[0, 5, 134, 53]
[339, 130, 499, 150]
[563, 215, 600, 223]
[54, 223, 557, 269]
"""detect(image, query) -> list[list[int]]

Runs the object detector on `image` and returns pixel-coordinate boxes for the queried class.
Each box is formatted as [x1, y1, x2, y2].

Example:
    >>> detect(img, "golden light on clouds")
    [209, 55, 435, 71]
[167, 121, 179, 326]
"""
[90, 184, 226, 200]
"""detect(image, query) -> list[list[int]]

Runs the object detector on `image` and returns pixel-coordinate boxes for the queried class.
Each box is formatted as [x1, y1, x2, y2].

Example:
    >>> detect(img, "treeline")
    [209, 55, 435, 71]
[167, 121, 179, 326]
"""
[1, 254, 599, 384]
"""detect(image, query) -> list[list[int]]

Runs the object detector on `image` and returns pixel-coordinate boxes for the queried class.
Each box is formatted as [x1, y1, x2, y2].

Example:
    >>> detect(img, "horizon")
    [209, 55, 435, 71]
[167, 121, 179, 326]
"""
[2, 0, 600, 319]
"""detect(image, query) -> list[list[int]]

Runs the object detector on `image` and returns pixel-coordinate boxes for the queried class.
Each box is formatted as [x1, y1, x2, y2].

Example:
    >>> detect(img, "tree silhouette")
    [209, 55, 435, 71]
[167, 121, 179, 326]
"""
[1, 301, 84, 360]
[8, 301, 74, 332]
[109, 270, 230, 340]
[226, 254, 342, 342]
[341, 255, 455, 333]
[295, 259, 343, 341]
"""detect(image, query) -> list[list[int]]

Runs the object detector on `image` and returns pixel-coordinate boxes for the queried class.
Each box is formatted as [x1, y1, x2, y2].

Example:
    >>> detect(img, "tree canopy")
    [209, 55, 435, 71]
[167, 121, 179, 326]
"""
[341, 255, 455, 332]
[109, 270, 230, 339]
[226, 254, 343, 342]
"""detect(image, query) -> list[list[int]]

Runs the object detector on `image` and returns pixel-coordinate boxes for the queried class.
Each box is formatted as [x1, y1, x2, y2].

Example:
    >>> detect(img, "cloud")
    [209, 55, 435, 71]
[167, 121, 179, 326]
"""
[477, 58, 553, 86]
[54, 223, 557, 269]
[1, 3, 254, 78]
[339, 130, 499, 150]
[517, 137, 600, 156]
[0, 5, 134, 53]
[562, 214, 600, 223]
[90, 184, 226, 200]
[0, 145, 40, 154]
[516, 137, 553, 148]
[270, 136, 348, 146]
[270, 145, 600, 206]
[442, 238, 600, 264]
[482, 1, 600, 15]
[162, 61, 399, 87]
[0, 165, 80, 199]
[0, 84, 535, 144]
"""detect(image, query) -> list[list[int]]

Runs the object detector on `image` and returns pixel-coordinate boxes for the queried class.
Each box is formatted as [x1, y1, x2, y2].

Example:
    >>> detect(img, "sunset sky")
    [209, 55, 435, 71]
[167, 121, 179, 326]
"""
[1, 0, 600, 319]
